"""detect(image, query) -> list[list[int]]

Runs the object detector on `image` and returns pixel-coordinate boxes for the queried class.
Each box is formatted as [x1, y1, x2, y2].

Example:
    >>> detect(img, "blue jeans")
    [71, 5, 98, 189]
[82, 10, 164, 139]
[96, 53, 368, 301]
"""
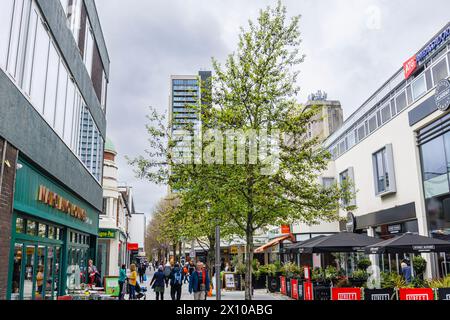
[129, 285, 136, 300]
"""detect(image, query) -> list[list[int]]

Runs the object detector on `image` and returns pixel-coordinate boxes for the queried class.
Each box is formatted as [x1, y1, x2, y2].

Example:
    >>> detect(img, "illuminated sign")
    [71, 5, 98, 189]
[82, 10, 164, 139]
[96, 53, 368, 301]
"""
[403, 25, 450, 79]
[127, 243, 139, 251]
[37, 185, 87, 222]
[99, 229, 117, 239]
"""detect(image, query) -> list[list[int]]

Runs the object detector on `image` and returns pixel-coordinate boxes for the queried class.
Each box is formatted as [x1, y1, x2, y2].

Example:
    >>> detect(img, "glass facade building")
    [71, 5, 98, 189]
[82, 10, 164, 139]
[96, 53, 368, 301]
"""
[0, 0, 109, 300]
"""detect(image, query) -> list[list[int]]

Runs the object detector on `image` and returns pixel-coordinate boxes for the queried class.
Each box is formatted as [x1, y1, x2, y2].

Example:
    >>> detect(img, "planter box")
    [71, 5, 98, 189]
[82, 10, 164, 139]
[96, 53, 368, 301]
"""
[437, 288, 450, 300]
[267, 275, 280, 293]
[280, 276, 287, 295]
[313, 286, 331, 301]
[291, 279, 303, 300]
[252, 275, 267, 290]
[364, 288, 396, 301]
[331, 288, 362, 301]
[349, 279, 366, 288]
[286, 278, 292, 297]
[399, 288, 434, 301]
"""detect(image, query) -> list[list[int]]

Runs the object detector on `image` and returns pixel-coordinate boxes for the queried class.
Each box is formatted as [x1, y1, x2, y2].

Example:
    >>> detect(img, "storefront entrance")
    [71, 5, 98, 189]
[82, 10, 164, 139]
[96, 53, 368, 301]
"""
[9, 215, 63, 300]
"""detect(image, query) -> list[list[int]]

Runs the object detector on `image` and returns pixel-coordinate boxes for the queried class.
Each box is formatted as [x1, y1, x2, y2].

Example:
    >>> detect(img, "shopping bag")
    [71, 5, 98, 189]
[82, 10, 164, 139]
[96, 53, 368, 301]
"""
[143, 274, 147, 282]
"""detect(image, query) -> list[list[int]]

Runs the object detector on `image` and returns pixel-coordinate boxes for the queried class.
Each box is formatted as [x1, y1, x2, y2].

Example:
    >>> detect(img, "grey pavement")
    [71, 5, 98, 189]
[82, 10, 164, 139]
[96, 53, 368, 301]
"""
[126, 269, 292, 301]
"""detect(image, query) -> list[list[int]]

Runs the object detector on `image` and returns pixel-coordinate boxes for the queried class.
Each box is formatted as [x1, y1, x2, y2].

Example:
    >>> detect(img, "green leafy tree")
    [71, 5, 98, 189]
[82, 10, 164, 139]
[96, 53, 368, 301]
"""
[129, 1, 352, 300]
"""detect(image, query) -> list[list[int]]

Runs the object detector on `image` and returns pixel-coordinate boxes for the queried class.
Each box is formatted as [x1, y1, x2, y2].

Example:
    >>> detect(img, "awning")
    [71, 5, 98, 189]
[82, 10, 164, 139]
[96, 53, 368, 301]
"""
[365, 233, 450, 254]
[284, 235, 327, 253]
[254, 235, 293, 253]
[296, 232, 383, 253]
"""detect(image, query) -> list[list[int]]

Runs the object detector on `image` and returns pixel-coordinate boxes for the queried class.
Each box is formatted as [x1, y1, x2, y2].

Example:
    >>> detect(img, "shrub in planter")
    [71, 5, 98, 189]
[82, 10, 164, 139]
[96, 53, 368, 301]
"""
[381, 272, 407, 289]
[412, 256, 427, 279]
[350, 269, 368, 287]
[428, 275, 450, 289]
[357, 258, 372, 271]
[281, 262, 302, 279]
[335, 277, 352, 288]
[312, 267, 326, 284]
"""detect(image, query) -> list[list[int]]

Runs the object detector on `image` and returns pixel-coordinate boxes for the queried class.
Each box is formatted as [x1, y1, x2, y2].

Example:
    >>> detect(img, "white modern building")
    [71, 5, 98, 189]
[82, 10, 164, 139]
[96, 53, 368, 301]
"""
[128, 212, 147, 262]
[321, 22, 450, 278]
[97, 139, 131, 277]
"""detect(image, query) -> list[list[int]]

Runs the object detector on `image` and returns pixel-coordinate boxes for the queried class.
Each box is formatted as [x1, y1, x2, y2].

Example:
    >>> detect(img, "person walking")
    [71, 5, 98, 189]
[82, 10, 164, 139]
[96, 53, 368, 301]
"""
[183, 263, 190, 284]
[401, 260, 412, 284]
[150, 266, 166, 300]
[128, 264, 138, 300]
[189, 262, 210, 300]
[163, 262, 172, 288]
[118, 264, 127, 300]
[138, 263, 146, 283]
[169, 263, 184, 300]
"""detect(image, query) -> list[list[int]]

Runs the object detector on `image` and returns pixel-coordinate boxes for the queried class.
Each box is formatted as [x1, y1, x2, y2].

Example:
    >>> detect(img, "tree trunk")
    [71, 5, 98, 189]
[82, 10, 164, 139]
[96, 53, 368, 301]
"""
[173, 243, 177, 263]
[178, 241, 183, 261]
[245, 228, 254, 300]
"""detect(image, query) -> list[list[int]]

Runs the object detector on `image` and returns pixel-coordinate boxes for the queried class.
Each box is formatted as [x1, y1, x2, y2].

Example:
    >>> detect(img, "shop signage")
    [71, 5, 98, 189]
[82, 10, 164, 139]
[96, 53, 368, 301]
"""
[417, 26, 450, 65]
[280, 276, 286, 295]
[331, 288, 361, 301]
[346, 212, 356, 233]
[399, 288, 434, 300]
[104, 277, 120, 297]
[230, 246, 238, 254]
[267, 276, 280, 293]
[37, 185, 87, 222]
[281, 225, 291, 234]
[304, 281, 314, 300]
[127, 243, 139, 251]
[435, 79, 450, 111]
[99, 229, 116, 239]
[224, 273, 236, 290]
[437, 288, 450, 300]
[412, 245, 435, 252]
[403, 55, 417, 79]
[404, 26, 450, 79]
[388, 224, 402, 234]
[291, 279, 299, 300]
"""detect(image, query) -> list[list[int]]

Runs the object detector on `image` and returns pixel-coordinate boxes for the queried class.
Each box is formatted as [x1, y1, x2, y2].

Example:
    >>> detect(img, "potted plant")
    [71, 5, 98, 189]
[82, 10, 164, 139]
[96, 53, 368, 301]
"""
[428, 275, 450, 300]
[324, 266, 340, 286]
[350, 269, 368, 288]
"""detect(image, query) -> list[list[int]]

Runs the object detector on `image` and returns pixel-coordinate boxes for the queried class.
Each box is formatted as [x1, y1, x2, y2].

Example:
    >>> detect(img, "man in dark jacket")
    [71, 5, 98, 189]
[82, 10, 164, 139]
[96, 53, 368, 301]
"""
[169, 263, 184, 300]
[189, 262, 210, 300]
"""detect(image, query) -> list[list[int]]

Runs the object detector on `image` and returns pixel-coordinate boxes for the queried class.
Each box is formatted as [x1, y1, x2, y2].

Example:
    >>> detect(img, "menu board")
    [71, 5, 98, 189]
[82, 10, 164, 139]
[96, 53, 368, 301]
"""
[104, 277, 120, 297]
[224, 273, 236, 290]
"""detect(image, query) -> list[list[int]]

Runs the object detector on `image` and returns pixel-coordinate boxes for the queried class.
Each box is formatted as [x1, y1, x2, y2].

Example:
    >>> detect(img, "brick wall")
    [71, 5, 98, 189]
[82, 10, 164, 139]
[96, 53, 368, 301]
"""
[0, 138, 18, 300]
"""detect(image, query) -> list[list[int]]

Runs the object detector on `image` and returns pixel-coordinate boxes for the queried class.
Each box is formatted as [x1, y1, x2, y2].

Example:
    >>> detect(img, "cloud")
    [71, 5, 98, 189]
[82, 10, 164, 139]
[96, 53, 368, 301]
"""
[95, 0, 450, 216]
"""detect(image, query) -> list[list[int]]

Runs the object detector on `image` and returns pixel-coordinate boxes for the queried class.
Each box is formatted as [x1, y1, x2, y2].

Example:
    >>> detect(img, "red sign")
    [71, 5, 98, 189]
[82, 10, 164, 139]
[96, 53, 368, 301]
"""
[331, 288, 361, 301]
[403, 55, 417, 79]
[304, 266, 311, 281]
[399, 288, 434, 301]
[280, 276, 286, 295]
[281, 225, 291, 234]
[291, 279, 299, 300]
[127, 243, 139, 251]
[304, 281, 313, 301]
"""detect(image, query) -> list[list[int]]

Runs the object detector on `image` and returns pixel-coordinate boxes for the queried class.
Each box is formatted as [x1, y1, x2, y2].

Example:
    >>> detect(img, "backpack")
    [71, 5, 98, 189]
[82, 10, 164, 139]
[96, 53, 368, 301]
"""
[174, 270, 182, 285]
[183, 267, 188, 274]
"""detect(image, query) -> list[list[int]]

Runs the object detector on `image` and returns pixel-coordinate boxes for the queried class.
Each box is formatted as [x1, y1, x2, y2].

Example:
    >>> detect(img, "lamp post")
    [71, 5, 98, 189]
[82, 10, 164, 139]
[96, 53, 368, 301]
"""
[215, 219, 221, 300]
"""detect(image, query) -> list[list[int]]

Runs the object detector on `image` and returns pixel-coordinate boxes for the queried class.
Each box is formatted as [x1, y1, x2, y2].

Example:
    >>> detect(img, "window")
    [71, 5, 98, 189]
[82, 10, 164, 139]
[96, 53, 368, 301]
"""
[26, 220, 37, 236]
[102, 197, 108, 215]
[421, 135, 450, 198]
[432, 58, 449, 85]
[339, 168, 355, 206]
[16, 218, 25, 234]
[395, 91, 407, 113]
[0, 0, 15, 70]
[412, 74, 426, 101]
[357, 124, 366, 142]
[406, 85, 413, 105]
[43, 42, 60, 126]
[368, 115, 377, 133]
[372, 144, 397, 196]
[38, 223, 47, 238]
[83, 20, 94, 77]
[322, 177, 335, 188]
[6, 0, 26, 79]
[425, 69, 433, 91]
[380, 104, 391, 123]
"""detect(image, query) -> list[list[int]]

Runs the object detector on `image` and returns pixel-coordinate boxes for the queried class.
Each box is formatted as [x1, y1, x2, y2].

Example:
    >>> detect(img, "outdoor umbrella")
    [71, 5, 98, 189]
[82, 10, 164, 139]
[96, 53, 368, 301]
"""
[364, 233, 450, 255]
[283, 235, 327, 253]
[296, 232, 383, 254]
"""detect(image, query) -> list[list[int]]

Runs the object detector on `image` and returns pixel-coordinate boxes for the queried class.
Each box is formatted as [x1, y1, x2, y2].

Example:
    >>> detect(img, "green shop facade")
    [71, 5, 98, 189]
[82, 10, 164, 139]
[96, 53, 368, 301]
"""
[7, 158, 100, 300]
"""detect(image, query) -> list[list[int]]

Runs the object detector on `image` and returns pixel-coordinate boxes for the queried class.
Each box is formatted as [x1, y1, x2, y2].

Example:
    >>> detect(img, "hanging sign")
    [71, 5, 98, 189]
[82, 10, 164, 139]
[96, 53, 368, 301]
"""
[435, 79, 450, 112]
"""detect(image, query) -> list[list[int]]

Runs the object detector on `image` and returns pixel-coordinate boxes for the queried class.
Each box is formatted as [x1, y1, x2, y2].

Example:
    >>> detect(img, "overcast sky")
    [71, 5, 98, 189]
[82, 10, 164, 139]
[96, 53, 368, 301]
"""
[95, 0, 450, 217]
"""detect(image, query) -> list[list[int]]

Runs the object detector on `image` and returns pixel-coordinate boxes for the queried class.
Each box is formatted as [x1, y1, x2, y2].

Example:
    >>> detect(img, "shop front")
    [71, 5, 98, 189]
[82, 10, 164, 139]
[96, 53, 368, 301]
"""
[7, 158, 100, 300]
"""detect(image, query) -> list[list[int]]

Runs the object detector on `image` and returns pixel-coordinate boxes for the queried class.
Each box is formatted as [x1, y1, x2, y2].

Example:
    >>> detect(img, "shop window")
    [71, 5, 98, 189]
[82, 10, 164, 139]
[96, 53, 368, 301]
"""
[421, 135, 450, 198]
[10, 244, 23, 300]
[38, 223, 47, 238]
[23, 245, 35, 300]
[432, 58, 449, 86]
[48, 226, 55, 240]
[27, 221, 37, 236]
[35, 246, 46, 299]
[372, 144, 397, 196]
[16, 217, 24, 234]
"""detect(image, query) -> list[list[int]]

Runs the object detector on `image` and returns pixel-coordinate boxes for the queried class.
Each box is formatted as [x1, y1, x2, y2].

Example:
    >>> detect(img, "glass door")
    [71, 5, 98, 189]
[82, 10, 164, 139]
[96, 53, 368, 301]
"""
[23, 245, 36, 300]
[45, 247, 54, 300]
[10, 243, 23, 300]
[34, 245, 46, 299]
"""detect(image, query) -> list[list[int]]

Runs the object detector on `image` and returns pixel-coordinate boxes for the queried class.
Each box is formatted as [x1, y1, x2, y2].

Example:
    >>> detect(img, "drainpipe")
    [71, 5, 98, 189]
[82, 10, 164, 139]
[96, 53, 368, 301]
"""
[0, 140, 7, 193]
